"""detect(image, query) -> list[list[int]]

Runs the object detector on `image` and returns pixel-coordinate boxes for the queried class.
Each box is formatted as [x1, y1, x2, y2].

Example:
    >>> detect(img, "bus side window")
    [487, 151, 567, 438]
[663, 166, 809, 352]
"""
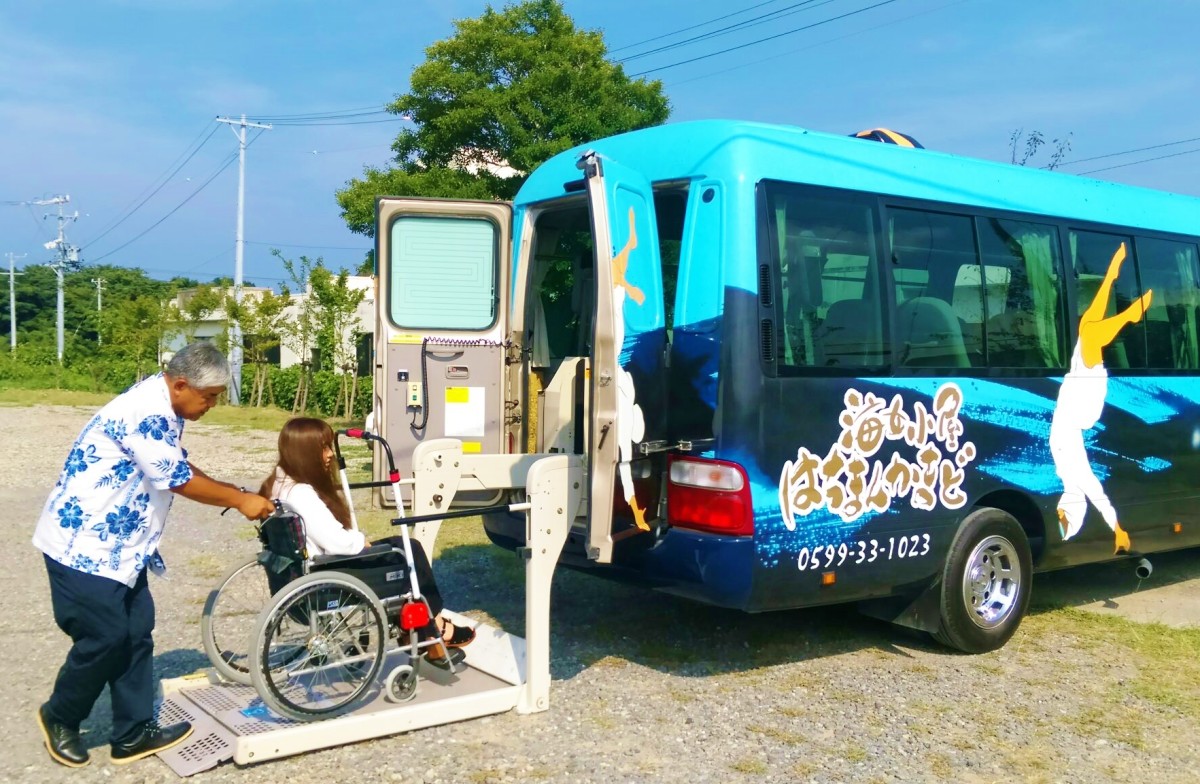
[888, 208, 982, 369]
[1134, 237, 1200, 370]
[1069, 230, 1144, 369]
[977, 218, 1066, 368]
[764, 184, 884, 370]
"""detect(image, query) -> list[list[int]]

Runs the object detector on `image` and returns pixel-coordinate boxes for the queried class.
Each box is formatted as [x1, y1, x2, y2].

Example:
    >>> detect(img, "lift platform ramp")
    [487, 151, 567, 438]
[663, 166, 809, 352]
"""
[156, 444, 583, 776]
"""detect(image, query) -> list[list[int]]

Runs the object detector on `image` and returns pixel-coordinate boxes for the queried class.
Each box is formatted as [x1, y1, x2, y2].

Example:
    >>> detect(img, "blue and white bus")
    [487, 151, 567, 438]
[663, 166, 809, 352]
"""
[372, 120, 1200, 652]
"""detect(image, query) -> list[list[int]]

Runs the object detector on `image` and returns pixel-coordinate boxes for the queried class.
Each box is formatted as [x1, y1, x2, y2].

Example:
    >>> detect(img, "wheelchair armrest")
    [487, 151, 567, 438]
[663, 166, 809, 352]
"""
[310, 543, 398, 567]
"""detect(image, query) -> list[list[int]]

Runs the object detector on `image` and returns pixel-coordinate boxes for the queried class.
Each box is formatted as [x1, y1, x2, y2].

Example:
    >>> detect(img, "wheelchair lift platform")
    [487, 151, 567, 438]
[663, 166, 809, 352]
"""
[156, 445, 584, 776]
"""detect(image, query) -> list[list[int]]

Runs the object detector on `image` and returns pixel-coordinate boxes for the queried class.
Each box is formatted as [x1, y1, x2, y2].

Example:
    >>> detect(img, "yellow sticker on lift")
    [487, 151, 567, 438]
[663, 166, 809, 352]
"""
[461, 441, 482, 453]
[388, 334, 425, 344]
[445, 387, 469, 403]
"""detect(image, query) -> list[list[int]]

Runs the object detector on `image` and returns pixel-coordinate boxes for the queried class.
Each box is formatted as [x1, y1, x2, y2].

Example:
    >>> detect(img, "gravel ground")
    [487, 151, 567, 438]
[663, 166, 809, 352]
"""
[1, 403, 1197, 784]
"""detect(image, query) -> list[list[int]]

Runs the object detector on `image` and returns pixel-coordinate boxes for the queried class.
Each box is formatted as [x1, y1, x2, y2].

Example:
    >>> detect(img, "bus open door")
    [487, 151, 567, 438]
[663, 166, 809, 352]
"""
[580, 151, 668, 564]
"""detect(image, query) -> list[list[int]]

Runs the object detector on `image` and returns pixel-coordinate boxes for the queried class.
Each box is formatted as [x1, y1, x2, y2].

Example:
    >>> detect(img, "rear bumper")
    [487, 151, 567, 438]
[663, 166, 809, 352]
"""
[483, 510, 756, 610]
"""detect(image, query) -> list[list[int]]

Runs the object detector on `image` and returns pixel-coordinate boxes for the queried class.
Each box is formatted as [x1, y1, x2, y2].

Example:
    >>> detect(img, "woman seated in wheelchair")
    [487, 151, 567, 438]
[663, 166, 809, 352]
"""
[260, 417, 474, 668]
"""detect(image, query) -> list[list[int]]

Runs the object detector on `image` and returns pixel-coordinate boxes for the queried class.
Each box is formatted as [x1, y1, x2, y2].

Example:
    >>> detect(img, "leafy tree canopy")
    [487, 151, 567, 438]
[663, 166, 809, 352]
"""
[336, 0, 670, 237]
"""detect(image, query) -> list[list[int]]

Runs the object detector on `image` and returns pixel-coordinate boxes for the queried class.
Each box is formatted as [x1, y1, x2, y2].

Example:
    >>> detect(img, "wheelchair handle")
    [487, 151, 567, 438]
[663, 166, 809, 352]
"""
[334, 429, 402, 489]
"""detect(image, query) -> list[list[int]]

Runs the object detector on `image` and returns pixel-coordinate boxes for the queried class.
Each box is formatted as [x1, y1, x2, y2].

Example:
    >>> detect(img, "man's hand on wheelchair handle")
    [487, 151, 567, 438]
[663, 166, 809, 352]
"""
[237, 492, 276, 521]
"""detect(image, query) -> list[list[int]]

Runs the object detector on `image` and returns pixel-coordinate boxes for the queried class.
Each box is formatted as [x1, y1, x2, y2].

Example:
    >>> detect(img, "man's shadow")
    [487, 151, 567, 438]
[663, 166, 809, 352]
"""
[77, 648, 209, 750]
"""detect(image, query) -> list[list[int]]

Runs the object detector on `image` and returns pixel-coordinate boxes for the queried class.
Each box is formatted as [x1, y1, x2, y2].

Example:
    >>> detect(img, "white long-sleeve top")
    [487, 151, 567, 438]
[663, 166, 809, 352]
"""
[266, 467, 365, 557]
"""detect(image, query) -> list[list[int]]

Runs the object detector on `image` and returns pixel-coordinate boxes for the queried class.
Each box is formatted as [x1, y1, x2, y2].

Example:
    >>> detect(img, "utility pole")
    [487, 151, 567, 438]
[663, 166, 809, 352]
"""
[36, 196, 80, 364]
[6, 252, 26, 352]
[215, 114, 272, 405]
[91, 276, 105, 345]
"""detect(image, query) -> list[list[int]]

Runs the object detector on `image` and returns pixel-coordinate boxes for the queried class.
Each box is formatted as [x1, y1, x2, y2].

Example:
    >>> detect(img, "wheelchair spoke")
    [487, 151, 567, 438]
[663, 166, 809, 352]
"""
[255, 576, 387, 719]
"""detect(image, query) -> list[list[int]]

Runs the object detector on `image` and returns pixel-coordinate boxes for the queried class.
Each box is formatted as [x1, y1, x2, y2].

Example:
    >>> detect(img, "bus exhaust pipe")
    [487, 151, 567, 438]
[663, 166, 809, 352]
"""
[1135, 558, 1152, 580]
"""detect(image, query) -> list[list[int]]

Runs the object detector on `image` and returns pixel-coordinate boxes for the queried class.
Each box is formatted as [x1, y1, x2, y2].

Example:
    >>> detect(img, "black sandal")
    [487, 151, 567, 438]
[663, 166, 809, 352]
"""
[439, 617, 476, 648]
[421, 640, 465, 671]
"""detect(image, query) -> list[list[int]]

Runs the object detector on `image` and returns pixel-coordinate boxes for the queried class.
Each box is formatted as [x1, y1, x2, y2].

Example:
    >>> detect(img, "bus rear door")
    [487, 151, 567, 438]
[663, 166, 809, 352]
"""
[374, 198, 513, 504]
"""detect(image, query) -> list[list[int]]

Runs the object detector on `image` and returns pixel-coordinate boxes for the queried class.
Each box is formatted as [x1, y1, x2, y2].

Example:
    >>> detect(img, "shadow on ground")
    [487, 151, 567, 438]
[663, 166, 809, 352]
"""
[75, 648, 210, 750]
[435, 541, 1200, 682]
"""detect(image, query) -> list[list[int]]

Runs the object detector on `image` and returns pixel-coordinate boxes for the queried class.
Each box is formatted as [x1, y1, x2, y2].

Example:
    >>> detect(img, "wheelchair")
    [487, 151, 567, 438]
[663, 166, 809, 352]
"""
[200, 430, 454, 722]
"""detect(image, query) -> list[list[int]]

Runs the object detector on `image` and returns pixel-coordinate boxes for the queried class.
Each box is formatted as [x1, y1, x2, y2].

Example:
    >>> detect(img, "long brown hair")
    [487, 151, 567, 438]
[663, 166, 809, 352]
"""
[259, 417, 351, 529]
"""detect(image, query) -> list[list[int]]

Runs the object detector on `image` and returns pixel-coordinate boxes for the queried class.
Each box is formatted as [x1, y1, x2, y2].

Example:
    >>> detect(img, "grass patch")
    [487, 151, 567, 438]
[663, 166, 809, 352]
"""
[1043, 607, 1200, 718]
[928, 752, 953, 778]
[589, 655, 630, 671]
[589, 714, 618, 730]
[0, 387, 110, 407]
[841, 742, 868, 763]
[187, 553, 226, 580]
[729, 757, 767, 774]
[747, 724, 806, 745]
[0, 386, 359, 434]
[791, 761, 818, 778]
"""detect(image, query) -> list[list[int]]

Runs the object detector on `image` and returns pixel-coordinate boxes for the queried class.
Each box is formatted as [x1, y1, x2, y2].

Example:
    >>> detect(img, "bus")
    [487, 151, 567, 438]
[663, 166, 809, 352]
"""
[371, 120, 1200, 653]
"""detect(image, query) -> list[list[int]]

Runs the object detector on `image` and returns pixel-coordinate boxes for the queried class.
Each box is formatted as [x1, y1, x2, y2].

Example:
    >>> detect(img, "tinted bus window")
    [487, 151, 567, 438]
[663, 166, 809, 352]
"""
[976, 218, 1066, 368]
[889, 208, 981, 368]
[389, 215, 498, 330]
[1069, 230, 1144, 369]
[1135, 237, 1200, 369]
[765, 184, 884, 370]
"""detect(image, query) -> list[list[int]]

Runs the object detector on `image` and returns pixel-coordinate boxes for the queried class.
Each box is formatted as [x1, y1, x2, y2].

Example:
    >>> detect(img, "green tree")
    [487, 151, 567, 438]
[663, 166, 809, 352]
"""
[336, 0, 670, 236]
[226, 287, 291, 407]
[104, 294, 176, 381]
[274, 250, 321, 413]
[177, 284, 224, 344]
[309, 266, 367, 418]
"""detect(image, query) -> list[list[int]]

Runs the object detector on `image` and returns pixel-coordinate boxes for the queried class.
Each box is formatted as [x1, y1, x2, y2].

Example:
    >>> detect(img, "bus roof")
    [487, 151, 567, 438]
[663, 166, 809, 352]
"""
[517, 119, 1200, 238]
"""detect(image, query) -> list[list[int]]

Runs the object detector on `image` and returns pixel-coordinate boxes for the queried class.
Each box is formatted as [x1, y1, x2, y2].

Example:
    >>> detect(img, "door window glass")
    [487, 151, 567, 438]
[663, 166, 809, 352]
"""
[389, 215, 497, 330]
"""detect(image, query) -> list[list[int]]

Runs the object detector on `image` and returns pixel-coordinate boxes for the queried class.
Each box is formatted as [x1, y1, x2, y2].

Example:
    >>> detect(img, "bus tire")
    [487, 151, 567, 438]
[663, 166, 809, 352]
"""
[933, 507, 1032, 654]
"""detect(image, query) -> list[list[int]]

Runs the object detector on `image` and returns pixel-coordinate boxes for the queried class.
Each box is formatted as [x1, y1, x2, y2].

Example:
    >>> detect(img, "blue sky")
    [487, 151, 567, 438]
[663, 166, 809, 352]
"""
[2, 0, 1198, 288]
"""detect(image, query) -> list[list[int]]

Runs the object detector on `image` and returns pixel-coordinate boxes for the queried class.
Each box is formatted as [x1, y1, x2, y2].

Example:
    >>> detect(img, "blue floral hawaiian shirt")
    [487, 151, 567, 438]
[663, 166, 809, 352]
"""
[32, 373, 194, 586]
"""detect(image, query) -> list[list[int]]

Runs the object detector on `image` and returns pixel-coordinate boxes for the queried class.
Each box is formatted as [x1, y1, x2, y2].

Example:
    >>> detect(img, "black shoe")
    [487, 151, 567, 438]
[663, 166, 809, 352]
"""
[36, 704, 90, 768]
[110, 720, 194, 765]
[422, 640, 466, 672]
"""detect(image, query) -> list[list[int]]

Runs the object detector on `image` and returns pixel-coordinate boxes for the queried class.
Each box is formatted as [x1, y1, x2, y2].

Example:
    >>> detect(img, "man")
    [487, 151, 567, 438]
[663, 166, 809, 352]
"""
[32, 342, 276, 768]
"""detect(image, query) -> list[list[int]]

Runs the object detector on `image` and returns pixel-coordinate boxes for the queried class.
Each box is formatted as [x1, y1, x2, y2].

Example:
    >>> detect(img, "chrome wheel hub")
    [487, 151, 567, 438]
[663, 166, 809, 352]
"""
[961, 534, 1022, 629]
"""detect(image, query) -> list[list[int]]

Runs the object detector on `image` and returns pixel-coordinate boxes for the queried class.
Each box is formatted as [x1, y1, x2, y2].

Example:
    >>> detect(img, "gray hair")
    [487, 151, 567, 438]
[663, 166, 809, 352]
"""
[166, 342, 231, 388]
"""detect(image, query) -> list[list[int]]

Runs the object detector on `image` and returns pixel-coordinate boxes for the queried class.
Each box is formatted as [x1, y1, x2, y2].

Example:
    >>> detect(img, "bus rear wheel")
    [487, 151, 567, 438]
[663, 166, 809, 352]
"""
[933, 507, 1032, 654]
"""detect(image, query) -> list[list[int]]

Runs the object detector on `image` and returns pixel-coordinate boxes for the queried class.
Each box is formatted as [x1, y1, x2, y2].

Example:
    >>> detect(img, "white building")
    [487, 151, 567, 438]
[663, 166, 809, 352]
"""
[278, 275, 375, 371]
[166, 277, 375, 372]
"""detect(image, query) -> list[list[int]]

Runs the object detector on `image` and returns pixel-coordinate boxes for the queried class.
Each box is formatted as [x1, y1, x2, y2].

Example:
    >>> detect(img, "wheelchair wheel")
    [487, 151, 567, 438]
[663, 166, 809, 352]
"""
[250, 571, 388, 721]
[201, 556, 269, 685]
[385, 664, 417, 702]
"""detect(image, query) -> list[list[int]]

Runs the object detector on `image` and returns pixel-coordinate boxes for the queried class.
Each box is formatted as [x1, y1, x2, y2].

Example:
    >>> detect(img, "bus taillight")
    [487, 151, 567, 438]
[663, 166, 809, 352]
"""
[666, 456, 754, 537]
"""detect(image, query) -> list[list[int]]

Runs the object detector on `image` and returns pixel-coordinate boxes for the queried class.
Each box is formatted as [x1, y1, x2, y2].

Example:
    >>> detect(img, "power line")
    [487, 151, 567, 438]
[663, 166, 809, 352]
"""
[630, 0, 901, 77]
[608, 0, 790, 54]
[88, 152, 239, 263]
[88, 128, 268, 263]
[257, 116, 409, 127]
[1079, 146, 1200, 175]
[1056, 134, 1200, 168]
[251, 105, 389, 121]
[82, 124, 220, 246]
[618, 0, 837, 63]
[666, 0, 969, 88]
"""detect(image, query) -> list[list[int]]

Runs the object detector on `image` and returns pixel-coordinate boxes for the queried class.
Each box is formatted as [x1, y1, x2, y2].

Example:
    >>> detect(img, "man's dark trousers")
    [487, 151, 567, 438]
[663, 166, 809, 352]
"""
[43, 555, 155, 743]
